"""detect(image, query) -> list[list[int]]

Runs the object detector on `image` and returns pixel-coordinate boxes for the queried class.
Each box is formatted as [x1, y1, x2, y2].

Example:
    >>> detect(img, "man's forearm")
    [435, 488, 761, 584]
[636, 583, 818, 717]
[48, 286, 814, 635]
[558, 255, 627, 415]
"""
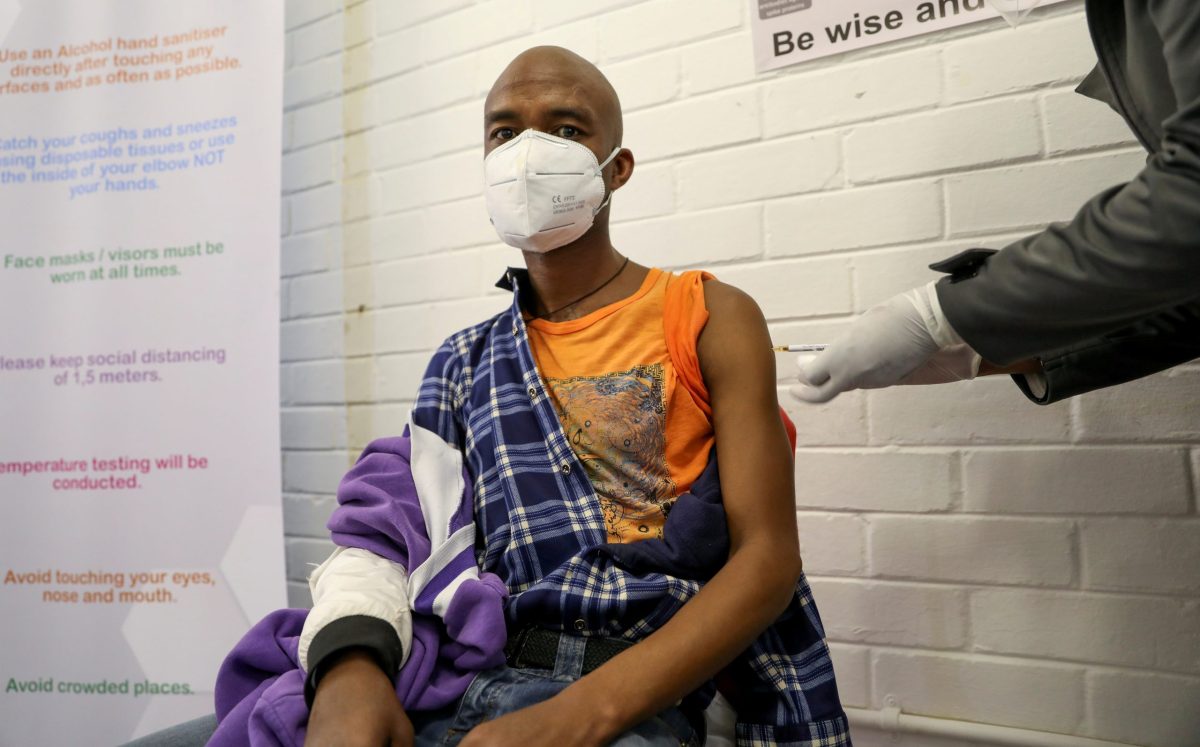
[307, 650, 414, 747]
[556, 540, 801, 740]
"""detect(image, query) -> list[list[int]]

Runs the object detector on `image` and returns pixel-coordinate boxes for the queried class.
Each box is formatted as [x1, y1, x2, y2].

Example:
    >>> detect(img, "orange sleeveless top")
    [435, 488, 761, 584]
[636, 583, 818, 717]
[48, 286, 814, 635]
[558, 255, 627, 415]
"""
[526, 268, 715, 544]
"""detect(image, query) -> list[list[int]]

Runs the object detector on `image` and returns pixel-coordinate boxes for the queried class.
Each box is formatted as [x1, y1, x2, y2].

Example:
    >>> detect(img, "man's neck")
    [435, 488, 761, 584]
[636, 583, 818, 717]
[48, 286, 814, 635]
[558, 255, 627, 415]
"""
[520, 225, 645, 321]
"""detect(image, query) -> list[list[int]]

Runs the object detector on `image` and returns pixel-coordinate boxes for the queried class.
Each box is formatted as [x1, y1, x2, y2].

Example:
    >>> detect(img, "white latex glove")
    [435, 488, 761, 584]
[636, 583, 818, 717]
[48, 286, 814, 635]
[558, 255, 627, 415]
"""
[792, 281, 964, 403]
[896, 343, 982, 385]
[794, 343, 981, 394]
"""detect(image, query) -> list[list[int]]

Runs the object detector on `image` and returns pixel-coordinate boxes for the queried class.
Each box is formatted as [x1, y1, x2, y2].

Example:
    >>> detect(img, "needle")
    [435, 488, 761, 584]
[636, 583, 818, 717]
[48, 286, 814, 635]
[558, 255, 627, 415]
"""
[771, 344, 828, 353]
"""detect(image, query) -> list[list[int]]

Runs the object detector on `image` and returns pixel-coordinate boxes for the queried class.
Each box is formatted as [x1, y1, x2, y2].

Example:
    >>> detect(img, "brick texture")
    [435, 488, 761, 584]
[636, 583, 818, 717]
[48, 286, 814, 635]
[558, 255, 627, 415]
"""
[278, 2, 1197, 743]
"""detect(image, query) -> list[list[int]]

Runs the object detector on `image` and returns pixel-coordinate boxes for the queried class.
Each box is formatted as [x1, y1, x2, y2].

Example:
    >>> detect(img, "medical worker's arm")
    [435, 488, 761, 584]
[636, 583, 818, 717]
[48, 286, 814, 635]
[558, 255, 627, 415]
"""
[460, 280, 800, 747]
[937, 0, 1200, 365]
[796, 0, 1200, 402]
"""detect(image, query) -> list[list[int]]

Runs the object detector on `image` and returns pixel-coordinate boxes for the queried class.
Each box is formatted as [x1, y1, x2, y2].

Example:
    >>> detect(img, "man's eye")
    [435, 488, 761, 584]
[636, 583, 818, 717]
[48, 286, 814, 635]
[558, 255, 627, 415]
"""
[493, 128, 516, 141]
[554, 125, 581, 138]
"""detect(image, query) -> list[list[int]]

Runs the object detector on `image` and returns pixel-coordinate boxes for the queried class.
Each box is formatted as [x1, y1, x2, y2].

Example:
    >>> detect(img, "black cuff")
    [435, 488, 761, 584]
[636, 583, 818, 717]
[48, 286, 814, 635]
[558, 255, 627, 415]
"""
[1012, 373, 1051, 405]
[304, 615, 404, 708]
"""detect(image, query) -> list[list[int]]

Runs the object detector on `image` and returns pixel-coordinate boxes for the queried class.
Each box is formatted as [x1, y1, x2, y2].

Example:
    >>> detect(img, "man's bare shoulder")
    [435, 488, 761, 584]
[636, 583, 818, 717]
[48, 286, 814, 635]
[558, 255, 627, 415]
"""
[701, 278, 765, 327]
[697, 278, 773, 386]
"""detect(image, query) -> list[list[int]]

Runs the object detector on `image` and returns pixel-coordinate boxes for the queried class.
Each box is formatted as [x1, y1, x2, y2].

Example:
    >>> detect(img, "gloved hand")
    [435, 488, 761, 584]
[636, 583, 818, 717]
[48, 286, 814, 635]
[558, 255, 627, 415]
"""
[792, 281, 969, 403]
[896, 343, 981, 385]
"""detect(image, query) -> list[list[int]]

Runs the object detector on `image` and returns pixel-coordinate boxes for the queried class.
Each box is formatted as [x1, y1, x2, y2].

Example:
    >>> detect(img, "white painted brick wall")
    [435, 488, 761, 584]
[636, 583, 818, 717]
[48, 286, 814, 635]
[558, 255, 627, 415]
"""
[765, 179, 943, 258]
[1042, 87, 1139, 155]
[1088, 670, 1200, 747]
[969, 588, 1200, 674]
[1080, 519, 1200, 595]
[795, 450, 955, 512]
[962, 447, 1193, 514]
[873, 650, 1086, 734]
[626, 88, 761, 161]
[870, 516, 1076, 586]
[946, 150, 1147, 235]
[279, 1, 1199, 743]
[845, 97, 1043, 183]
[809, 579, 968, 649]
[763, 48, 942, 136]
[795, 512, 866, 576]
[826, 645, 870, 711]
[869, 377, 1072, 443]
[1074, 368, 1200, 442]
[677, 133, 842, 211]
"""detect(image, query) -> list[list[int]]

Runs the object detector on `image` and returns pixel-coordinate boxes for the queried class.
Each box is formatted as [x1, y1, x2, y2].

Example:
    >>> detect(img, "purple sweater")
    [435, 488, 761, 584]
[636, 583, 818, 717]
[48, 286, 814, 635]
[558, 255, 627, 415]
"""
[209, 432, 508, 746]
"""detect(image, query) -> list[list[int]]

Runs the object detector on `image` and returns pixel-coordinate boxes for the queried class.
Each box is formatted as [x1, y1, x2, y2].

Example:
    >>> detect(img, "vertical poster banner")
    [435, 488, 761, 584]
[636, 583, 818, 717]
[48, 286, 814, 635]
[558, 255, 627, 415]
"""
[0, 2, 284, 744]
[750, 0, 1074, 72]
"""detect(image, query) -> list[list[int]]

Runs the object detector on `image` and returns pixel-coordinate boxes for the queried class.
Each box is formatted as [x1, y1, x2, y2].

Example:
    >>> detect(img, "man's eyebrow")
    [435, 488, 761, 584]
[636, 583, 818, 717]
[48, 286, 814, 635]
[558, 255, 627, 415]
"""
[484, 107, 595, 126]
[485, 109, 519, 126]
[548, 107, 593, 123]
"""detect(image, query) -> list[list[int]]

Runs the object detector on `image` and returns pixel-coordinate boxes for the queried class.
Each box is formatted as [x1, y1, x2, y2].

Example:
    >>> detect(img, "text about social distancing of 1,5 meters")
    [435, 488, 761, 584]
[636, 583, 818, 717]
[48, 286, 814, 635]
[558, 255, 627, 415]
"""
[0, 345, 227, 388]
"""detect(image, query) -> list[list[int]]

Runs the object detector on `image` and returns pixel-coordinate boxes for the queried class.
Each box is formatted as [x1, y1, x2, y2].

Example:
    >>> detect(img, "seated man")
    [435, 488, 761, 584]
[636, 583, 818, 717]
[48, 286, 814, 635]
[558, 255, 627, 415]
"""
[212, 47, 849, 747]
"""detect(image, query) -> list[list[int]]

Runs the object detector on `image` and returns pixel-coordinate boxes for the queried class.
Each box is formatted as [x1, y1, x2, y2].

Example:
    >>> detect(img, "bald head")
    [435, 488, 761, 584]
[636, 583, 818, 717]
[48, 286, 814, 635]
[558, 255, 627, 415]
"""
[484, 46, 624, 156]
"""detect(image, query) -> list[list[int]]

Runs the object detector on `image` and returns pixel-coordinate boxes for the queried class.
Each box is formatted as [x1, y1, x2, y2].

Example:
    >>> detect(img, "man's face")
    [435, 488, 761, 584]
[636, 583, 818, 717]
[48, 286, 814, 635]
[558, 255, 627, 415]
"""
[483, 52, 621, 168]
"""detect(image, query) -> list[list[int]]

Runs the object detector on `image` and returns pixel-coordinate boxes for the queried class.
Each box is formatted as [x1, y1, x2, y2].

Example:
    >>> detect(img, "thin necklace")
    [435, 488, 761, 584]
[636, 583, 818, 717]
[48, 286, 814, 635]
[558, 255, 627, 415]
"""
[535, 256, 631, 320]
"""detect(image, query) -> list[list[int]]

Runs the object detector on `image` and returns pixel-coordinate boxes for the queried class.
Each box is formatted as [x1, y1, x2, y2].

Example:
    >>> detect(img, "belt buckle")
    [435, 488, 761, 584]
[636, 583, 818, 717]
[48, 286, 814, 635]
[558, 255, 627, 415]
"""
[505, 626, 532, 669]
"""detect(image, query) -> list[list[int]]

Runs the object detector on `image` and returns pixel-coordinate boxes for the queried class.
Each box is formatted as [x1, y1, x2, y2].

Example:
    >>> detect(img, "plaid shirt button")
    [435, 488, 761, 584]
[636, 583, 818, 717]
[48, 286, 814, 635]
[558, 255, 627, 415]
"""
[560, 462, 571, 475]
[573, 619, 586, 631]
[528, 386, 537, 398]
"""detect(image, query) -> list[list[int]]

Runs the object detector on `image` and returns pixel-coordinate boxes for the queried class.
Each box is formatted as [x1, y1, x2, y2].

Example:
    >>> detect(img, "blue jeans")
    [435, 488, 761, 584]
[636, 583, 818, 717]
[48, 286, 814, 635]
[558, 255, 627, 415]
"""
[412, 633, 699, 747]
[121, 714, 217, 746]
[124, 637, 698, 746]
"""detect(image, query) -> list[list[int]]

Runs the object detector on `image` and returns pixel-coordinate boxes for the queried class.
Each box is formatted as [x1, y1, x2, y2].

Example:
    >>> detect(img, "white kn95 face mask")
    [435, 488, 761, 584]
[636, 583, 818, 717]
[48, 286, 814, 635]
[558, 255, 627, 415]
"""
[484, 128, 620, 254]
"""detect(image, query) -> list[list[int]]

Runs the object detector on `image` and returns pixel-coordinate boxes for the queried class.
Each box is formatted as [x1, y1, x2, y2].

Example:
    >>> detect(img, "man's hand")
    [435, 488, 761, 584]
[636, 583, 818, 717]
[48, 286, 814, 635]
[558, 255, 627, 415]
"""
[306, 650, 413, 747]
[459, 695, 604, 747]
[792, 288, 944, 403]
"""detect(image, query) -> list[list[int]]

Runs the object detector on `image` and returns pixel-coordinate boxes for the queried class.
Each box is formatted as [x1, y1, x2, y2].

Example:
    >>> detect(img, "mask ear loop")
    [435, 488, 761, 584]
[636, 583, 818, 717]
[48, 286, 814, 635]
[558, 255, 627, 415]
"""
[592, 147, 622, 215]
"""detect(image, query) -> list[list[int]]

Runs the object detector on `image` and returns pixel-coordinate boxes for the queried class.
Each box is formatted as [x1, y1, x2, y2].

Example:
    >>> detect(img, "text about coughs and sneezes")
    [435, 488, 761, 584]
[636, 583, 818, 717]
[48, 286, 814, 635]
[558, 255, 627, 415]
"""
[1, 118, 238, 200]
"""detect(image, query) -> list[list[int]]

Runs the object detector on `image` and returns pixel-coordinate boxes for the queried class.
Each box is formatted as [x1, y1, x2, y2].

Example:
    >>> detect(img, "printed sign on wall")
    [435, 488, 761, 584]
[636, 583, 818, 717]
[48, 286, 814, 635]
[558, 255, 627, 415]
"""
[750, 0, 1074, 72]
[0, 2, 284, 744]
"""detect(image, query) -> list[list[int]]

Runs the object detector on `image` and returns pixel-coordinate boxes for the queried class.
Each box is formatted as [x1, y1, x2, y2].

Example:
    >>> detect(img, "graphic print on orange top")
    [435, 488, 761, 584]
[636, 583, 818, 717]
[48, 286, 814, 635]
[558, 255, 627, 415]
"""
[526, 267, 716, 545]
[545, 364, 677, 543]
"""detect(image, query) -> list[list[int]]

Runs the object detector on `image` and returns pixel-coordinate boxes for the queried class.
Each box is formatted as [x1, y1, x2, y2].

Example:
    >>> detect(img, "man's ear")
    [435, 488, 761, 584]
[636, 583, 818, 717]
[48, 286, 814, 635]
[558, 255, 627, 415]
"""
[608, 148, 635, 192]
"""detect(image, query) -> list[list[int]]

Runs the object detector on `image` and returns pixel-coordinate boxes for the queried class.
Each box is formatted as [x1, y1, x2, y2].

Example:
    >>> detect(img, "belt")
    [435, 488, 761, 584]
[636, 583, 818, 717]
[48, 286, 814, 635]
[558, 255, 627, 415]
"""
[504, 627, 633, 675]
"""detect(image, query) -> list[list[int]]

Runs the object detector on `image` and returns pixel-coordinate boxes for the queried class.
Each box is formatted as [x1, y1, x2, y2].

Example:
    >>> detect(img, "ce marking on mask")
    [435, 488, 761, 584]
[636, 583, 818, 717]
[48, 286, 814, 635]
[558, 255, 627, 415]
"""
[552, 194, 584, 215]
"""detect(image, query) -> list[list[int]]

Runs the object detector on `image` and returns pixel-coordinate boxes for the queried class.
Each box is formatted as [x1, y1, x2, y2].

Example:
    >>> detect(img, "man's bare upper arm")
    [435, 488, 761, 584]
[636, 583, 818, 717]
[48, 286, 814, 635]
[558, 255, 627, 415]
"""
[697, 280, 799, 560]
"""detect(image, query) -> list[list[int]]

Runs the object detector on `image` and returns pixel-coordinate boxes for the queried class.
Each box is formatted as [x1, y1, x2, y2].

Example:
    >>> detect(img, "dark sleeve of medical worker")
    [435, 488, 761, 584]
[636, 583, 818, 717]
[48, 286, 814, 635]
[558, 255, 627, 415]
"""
[1013, 300, 1200, 404]
[935, 0, 1200, 368]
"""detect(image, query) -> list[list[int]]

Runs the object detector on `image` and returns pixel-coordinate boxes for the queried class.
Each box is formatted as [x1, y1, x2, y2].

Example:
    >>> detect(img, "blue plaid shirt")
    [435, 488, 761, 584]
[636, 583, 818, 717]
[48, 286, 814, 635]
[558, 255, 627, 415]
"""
[410, 270, 850, 746]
